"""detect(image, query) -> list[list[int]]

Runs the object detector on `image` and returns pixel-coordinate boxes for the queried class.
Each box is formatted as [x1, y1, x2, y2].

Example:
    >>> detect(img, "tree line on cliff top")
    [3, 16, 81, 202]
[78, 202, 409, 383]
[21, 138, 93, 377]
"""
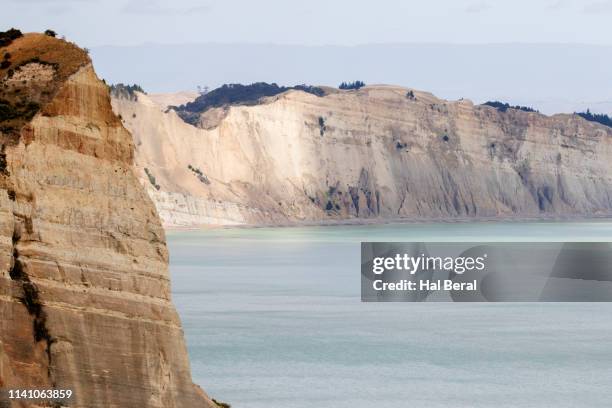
[483, 100, 611, 128]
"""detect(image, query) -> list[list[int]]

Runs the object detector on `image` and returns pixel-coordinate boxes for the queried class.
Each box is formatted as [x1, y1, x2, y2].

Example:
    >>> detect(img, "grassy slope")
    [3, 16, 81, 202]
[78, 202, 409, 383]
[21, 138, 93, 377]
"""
[0, 33, 90, 138]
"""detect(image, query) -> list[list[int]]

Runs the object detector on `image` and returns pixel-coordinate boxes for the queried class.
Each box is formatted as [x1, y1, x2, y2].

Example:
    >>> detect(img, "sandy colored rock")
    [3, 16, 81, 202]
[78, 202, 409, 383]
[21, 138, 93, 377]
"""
[114, 86, 612, 227]
[147, 91, 199, 110]
[0, 33, 214, 407]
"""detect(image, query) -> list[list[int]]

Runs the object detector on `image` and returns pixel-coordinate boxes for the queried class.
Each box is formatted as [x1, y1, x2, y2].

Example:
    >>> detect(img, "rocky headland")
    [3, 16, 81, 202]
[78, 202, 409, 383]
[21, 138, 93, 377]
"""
[0, 31, 215, 407]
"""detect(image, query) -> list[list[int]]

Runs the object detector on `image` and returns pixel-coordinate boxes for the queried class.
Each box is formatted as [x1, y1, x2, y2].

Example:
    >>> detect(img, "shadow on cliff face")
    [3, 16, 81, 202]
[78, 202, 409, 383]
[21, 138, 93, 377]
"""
[0, 145, 8, 175]
[9, 217, 56, 385]
[308, 169, 382, 218]
[515, 159, 557, 212]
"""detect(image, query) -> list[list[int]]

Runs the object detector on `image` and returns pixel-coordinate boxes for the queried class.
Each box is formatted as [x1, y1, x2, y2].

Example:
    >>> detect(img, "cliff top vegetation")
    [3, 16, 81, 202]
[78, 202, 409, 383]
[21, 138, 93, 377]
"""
[482, 101, 538, 113]
[110, 83, 146, 101]
[0, 30, 90, 137]
[173, 82, 325, 125]
[576, 109, 612, 128]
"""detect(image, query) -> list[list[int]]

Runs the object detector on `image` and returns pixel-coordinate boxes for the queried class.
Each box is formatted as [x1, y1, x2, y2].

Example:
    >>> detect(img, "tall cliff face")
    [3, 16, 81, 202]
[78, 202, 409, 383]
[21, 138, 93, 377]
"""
[0, 33, 214, 407]
[113, 85, 612, 227]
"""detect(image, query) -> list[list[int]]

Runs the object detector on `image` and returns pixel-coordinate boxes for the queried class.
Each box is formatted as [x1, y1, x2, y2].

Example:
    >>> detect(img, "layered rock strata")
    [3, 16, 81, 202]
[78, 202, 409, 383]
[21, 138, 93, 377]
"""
[0, 33, 214, 408]
[114, 86, 612, 227]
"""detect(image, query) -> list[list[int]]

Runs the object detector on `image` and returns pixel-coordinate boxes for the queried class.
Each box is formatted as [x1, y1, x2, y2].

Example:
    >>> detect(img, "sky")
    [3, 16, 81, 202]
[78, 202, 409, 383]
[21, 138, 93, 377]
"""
[3, 0, 612, 47]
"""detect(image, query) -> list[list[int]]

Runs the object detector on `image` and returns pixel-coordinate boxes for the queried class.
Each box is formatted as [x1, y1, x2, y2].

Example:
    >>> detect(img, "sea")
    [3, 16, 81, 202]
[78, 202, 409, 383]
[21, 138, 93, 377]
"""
[168, 221, 612, 408]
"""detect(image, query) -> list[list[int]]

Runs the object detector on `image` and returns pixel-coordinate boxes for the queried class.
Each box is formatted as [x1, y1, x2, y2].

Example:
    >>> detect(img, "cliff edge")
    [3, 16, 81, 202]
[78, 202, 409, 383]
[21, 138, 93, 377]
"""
[114, 85, 612, 227]
[0, 32, 215, 407]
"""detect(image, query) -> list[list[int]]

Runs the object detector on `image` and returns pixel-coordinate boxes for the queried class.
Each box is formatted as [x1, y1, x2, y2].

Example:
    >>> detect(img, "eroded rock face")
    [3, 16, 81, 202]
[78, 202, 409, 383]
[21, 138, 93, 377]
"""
[0, 33, 214, 408]
[114, 86, 612, 227]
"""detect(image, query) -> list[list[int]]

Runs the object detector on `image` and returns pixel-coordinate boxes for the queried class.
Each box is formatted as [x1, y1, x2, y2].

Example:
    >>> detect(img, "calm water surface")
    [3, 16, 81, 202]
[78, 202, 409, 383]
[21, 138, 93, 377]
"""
[168, 221, 612, 408]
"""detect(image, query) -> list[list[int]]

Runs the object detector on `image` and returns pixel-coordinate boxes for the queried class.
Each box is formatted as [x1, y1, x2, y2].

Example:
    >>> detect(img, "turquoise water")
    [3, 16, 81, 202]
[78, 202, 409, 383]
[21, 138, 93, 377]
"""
[168, 222, 612, 408]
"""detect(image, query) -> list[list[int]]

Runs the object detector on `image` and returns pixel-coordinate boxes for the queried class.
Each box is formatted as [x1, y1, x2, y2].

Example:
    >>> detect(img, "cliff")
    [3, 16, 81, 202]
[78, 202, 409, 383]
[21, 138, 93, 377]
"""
[113, 85, 612, 227]
[0, 33, 215, 407]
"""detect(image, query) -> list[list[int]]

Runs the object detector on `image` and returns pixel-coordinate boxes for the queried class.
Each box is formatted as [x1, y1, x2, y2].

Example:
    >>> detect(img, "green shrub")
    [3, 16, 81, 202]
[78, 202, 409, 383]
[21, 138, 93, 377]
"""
[173, 82, 325, 125]
[0, 147, 8, 176]
[482, 101, 537, 113]
[187, 164, 210, 185]
[0, 28, 23, 47]
[339, 80, 365, 90]
[212, 399, 231, 408]
[0, 99, 40, 123]
[318, 116, 326, 136]
[575, 109, 612, 128]
[143, 168, 160, 190]
[109, 83, 146, 101]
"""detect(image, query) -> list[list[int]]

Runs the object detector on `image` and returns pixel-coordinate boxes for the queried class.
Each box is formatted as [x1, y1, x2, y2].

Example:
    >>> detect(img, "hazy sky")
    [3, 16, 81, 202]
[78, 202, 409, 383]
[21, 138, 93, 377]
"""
[3, 0, 612, 47]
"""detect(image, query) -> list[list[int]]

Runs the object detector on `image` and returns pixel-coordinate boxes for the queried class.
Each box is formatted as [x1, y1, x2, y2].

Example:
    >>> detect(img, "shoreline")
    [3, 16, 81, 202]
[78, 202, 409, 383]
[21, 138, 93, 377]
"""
[163, 213, 612, 231]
